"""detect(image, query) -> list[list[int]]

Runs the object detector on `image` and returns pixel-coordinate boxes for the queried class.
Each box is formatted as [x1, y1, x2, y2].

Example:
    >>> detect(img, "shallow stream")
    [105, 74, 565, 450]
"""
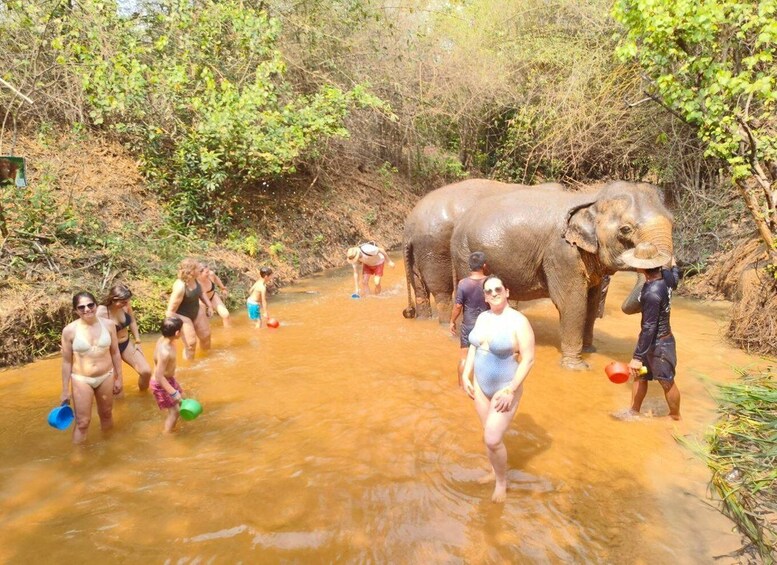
[0, 259, 764, 562]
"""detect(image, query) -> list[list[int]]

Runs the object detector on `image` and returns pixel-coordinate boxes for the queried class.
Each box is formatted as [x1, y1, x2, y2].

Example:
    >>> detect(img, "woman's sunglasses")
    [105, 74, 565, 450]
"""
[112, 296, 130, 302]
[484, 286, 504, 296]
[76, 302, 96, 312]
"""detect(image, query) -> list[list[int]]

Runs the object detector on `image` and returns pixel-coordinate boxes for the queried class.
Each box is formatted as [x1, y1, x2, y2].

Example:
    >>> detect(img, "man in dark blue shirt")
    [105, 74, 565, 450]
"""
[621, 242, 682, 420]
[450, 251, 488, 388]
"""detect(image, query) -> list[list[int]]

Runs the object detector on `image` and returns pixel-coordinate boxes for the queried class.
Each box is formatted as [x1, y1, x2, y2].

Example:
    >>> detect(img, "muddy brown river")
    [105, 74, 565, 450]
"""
[0, 259, 766, 562]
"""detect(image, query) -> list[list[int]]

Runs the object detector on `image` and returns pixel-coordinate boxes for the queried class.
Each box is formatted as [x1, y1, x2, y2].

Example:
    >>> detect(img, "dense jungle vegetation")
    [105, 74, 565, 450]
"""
[0, 0, 775, 557]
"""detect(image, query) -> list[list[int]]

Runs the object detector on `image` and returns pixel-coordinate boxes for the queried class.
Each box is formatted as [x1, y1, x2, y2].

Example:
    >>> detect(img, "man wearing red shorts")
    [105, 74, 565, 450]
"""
[346, 242, 395, 296]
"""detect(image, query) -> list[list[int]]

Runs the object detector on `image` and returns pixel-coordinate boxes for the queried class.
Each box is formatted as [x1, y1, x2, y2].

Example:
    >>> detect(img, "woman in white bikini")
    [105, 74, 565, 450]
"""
[97, 283, 152, 391]
[60, 292, 124, 444]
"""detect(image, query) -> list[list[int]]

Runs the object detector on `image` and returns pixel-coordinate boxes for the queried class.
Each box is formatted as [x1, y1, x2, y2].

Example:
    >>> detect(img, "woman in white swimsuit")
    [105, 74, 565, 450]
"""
[60, 292, 124, 444]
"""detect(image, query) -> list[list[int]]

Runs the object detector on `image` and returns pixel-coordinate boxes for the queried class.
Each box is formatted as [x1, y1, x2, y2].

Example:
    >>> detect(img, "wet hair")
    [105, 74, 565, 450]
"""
[468, 251, 487, 272]
[160, 316, 183, 337]
[72, 291, 97, 310]
[260, 266, 273, 278]
[178, 258, 200, 280]
[103, 283, 132, 306]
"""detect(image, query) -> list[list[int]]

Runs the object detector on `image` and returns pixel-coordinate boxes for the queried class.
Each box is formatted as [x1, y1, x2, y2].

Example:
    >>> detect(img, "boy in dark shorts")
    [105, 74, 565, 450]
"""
[151, 317, 186, 432]
[450, 252, 488, 387]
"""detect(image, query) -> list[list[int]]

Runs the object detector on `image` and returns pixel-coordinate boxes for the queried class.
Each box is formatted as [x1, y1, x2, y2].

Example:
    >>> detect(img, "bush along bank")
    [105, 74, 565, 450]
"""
[681, 369, 777, 563]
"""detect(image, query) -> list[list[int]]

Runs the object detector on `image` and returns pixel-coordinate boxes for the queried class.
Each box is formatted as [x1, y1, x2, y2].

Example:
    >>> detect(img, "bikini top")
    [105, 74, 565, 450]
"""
[72, 320, 111, 357]
[468, 311, 518, 358]
[115, 311, 132, 331]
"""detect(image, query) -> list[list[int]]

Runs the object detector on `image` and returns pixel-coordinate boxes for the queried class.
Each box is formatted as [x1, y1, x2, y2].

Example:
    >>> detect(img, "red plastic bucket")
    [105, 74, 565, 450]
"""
[605, 361, 630, 384]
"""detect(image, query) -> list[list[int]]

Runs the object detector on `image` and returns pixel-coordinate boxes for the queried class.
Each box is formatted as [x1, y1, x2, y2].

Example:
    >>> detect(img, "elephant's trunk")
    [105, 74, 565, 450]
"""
[635, 215, 674, 257]
[621, 216, 674, 314]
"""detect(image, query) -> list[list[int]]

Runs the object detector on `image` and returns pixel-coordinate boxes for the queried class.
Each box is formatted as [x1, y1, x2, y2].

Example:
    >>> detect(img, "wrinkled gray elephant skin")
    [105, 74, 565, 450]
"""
[621, 273, 646, 315]
[402, 179, 563, 321]
[450, 181, 674, 370]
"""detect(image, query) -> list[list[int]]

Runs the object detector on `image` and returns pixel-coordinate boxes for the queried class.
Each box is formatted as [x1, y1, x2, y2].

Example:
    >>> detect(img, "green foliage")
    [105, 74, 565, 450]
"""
[1, 0, 385, 230]
[614, 0, 777, 269]
[415, 151, 467, 182]
[223, 232, 262, 257]
[613, 0, 777, 179]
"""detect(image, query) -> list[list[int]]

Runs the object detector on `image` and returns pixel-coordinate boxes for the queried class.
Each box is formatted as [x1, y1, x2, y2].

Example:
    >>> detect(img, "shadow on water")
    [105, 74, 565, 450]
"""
[0, 264, 769, 562]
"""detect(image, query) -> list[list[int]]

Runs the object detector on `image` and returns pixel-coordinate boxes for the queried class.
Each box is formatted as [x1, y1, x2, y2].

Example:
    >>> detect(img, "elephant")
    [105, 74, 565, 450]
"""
[450, 181, 674, 370]
[402, 179, 564, 320]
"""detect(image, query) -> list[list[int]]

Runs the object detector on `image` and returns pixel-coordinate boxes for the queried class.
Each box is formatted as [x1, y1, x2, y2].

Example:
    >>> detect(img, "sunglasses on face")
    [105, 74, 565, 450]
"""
[484, 286, 505, 296]
[112, 297, 130, 302]
[77, 302, 96, 312]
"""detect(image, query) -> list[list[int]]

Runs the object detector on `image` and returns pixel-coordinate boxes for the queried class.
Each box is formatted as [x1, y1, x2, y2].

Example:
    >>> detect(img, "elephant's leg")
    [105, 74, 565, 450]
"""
[422, 257, 455, 321]
[583, 284, 601, 353]
[550, 281, 590, 370]
[413, 272, 433, 319]
[434, 291, 453, 325]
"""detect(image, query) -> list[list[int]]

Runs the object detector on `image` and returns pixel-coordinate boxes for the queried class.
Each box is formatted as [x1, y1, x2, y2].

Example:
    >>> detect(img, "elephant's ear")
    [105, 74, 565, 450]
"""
[563, 202, 598, 253]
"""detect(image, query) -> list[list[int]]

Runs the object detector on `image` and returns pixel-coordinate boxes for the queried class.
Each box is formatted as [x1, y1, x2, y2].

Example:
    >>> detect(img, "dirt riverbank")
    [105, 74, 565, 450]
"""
[0, 132, 420, 365]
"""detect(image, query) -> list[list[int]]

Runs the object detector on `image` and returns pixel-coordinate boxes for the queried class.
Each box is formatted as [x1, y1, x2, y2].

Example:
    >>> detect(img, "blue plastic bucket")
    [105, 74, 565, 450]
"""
[47, 403, 74, 430]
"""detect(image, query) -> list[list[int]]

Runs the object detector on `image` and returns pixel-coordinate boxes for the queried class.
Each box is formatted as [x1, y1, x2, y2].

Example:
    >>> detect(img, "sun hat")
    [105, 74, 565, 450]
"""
[620, 242, 671, 269]
[346, 247, 360, 261]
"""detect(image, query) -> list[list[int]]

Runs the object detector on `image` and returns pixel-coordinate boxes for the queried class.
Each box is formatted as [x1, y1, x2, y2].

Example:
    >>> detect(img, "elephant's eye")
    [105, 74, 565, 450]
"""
[618, 225, 634, 237]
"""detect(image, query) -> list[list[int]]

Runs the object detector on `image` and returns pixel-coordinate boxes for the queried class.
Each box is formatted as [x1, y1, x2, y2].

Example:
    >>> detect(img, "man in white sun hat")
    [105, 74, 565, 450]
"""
[621, 242, 682, 420]
[346, 242, 395, 296]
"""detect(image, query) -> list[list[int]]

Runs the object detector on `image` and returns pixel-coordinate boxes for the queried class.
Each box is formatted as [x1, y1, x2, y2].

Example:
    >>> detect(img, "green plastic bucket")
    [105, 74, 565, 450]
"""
[179, 398, 203, 421]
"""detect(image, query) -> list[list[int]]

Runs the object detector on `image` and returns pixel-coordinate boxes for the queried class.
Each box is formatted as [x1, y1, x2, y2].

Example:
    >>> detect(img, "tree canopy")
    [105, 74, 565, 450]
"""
[614, 0, 777, 270]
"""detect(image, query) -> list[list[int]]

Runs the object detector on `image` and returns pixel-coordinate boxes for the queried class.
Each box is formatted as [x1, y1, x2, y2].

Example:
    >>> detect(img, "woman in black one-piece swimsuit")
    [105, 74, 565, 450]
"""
[166, 258, 214, 360]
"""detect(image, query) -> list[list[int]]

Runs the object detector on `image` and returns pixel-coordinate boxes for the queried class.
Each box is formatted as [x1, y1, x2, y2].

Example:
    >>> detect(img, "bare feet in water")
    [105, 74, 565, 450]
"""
[492, 482, 507, 503]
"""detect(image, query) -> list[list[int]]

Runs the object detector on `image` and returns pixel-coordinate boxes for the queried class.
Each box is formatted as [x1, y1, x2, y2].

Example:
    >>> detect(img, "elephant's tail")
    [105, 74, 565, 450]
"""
[402, 240, 416, 319]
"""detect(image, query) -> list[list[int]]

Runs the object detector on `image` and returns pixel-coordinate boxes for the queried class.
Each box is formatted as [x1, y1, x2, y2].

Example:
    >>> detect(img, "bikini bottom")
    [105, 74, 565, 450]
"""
[71, 369, 114, 389]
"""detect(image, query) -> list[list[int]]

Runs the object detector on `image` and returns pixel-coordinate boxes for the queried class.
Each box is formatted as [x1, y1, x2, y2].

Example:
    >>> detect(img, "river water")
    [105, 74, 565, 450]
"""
[0, 259, 765, 563]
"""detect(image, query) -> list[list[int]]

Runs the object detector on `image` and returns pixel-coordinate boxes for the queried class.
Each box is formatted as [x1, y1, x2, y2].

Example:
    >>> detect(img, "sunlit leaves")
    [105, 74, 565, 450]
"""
[2, 0, 384, 229]
[613, 0, 777, 181]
